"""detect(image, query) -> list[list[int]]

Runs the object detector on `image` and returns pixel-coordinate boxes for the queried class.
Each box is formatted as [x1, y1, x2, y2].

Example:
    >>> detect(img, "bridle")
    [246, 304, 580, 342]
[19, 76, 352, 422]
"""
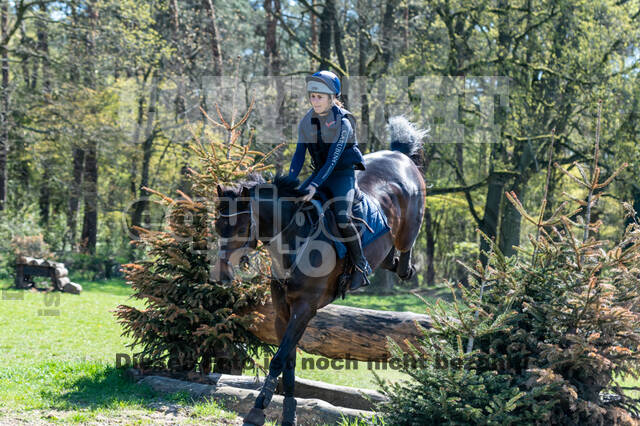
[216, 206, 255, 268]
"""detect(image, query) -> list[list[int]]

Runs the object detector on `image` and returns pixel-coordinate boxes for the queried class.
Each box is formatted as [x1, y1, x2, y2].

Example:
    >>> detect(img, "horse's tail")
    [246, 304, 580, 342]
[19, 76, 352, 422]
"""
[387, 115, 429, 170]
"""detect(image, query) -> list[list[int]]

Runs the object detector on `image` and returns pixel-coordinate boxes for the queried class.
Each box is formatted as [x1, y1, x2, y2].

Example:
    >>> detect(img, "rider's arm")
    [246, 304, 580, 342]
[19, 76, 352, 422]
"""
[288, 124, 307, 180]
[308, 117, 351, 188]
[299, 171, 318, 190]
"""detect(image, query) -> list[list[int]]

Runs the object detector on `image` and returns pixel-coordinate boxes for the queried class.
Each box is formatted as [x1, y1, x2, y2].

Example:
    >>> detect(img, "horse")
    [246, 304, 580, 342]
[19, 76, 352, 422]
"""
[214, 116, 427, 426]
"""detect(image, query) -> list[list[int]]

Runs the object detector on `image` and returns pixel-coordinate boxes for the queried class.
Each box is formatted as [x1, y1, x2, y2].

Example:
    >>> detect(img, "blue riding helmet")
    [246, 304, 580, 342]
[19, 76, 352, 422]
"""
[305, 70, 341, 96]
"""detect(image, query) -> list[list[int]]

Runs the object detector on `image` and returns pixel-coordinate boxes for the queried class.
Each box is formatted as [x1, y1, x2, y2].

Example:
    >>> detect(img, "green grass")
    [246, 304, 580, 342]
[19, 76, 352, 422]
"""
[333, 290, 434, 314]
[0, 277, 242, 423]
[4, 277, 636, 423]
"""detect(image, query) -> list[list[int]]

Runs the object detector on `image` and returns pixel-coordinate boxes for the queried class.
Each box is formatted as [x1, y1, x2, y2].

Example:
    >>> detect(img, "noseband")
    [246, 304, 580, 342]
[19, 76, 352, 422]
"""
[217, 206, 256, 267]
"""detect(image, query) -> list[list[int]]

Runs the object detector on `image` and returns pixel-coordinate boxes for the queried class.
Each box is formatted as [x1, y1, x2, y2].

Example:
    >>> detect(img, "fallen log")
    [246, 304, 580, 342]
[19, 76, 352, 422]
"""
[138, 375, 376, 425]
[249, 300, 431, 361]
[54, 266, 69, 278]
[280, 376, 387, 411]
[62, 282, 82, 294]
[127, 369, 388, 412]
[206, 373, 386, 411]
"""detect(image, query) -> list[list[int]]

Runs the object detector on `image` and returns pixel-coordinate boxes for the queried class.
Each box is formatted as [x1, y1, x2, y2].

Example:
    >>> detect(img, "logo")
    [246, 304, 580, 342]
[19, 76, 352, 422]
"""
[326, 120, 336, 127]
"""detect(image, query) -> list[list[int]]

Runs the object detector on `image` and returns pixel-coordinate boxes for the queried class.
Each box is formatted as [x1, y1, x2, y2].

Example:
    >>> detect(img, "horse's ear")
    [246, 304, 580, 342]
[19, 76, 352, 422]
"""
[216, 184, 224, 197]
[241, 186, 250, 198]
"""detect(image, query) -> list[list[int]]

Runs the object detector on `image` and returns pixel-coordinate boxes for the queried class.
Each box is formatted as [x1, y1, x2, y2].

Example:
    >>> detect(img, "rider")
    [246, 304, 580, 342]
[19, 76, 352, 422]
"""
[288, 70, 372, 291]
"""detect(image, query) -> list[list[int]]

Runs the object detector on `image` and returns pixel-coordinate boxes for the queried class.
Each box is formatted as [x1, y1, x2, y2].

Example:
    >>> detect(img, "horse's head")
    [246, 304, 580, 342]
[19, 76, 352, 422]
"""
[213, 172, 309, 282]
[213, 176, 262, 283]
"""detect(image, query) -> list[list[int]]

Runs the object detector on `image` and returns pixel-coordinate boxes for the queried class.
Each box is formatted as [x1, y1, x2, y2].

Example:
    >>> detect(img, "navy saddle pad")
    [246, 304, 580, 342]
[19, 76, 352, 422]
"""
[310, 188, 391, 259]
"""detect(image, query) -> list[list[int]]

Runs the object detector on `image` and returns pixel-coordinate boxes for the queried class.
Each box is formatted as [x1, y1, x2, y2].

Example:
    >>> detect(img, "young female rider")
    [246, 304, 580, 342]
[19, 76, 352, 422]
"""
[288, 70, 372, 291]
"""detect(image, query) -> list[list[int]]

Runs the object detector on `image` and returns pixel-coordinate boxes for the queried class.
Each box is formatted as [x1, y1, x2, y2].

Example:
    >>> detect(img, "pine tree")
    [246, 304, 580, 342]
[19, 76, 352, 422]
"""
[115, 100, 281, 374]
[378, 108, 640, 425]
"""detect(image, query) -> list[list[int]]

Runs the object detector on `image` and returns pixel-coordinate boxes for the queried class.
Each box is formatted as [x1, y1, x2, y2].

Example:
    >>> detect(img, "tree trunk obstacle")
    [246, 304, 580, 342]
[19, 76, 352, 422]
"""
[249, 299, 432, 361]
[127, 370, 384, 425]
[128, 299, 432, 421]
[15, 256, 82, 294]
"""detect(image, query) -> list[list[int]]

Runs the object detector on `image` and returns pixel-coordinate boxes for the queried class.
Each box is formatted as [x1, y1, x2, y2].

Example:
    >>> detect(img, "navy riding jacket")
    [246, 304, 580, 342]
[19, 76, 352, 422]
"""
[288, 105, 366, 188]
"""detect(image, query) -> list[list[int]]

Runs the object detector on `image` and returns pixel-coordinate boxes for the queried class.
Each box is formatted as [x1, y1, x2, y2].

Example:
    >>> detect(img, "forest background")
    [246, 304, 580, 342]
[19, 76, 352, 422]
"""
[1, 0, 639, 292]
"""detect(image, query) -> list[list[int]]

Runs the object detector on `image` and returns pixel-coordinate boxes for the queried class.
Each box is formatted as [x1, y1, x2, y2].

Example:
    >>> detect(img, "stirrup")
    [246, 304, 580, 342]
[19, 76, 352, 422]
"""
[349, 264, 370, 291]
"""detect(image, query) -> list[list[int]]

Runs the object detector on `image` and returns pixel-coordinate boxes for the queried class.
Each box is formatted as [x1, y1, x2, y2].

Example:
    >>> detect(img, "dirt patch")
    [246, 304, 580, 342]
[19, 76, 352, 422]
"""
[0, 403, 245, 425]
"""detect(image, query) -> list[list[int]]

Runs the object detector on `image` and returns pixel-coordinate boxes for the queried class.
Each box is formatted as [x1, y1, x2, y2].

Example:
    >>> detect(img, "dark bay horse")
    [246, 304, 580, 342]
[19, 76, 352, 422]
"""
[214, 116, 427, 426]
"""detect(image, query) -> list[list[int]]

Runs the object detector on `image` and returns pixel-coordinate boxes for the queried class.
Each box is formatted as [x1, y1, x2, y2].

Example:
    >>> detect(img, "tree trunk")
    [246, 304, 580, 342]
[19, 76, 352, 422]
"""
[67, 147, 85, 251]
[310, 0, 318, 69]
[39, 169, 50, 225]
[264, 0, 280, 77]
[249, 300, 432, 361]
[377, 268, 396, 294]
[479, 171, 506, 266]
[318, 0, 333, 70]
[499, 179, 526, 257]
[0, 0, 8, 211]
[203, 0, 223, 75]
[331, 1, 348, 106]
[425, 207, 436, 286]
[80, 144, 98, 254]
[36, 2, 51, 225]
[37, 2, 50, 94]
[356, 0, 370, 150]
[80, 1, 98, 255]
[380, 0, 400, 74]
[19, 23, 30, 87]
[263, 0, 285, 159]
[131, 72, 159, 233]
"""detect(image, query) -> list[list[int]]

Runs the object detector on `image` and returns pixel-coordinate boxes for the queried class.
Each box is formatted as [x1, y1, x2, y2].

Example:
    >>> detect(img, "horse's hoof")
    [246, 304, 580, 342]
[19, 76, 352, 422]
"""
[399, 264, 415, 281]
[282, 396, 297, 426]
[243, 407, 265, 426]
[390, 257, 399, 272]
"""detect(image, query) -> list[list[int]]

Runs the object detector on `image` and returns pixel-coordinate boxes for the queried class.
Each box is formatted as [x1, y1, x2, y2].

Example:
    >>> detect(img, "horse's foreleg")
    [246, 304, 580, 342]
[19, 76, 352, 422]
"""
[281, 346, 297, 426]
[397, 247, 416, 281]
[243, 301, 314, 426]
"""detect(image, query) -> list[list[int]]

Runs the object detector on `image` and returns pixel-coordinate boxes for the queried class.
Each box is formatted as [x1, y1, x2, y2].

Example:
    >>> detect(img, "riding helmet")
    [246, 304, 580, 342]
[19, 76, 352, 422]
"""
[305, 70, 341, 96]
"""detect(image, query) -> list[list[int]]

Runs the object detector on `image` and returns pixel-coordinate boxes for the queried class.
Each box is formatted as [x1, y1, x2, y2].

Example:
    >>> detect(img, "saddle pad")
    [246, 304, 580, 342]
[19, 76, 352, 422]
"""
[322, 193, 391, 259]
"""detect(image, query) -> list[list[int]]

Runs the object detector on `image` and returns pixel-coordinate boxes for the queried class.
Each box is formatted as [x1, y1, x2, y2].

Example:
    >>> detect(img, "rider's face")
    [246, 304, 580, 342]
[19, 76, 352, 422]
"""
[309, 92, 332, 115]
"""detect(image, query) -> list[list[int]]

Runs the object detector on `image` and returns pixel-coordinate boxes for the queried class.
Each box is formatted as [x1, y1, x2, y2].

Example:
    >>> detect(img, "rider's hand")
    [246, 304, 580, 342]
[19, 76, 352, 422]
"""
[301, 185, 316, 202]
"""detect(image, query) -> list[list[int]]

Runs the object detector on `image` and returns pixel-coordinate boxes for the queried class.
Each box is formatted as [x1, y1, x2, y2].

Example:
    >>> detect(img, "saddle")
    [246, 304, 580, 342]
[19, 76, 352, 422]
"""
[300, 187, 391, 298]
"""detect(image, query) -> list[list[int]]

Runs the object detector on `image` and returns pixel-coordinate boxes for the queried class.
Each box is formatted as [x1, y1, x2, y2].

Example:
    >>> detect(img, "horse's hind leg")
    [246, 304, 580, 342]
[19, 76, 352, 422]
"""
[380, 246, 398, 272]
[397, 247, 416, 281]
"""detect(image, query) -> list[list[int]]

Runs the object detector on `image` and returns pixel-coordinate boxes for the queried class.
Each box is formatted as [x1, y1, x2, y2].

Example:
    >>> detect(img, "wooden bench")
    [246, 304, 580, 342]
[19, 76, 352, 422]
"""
[15, 256, 82, 294]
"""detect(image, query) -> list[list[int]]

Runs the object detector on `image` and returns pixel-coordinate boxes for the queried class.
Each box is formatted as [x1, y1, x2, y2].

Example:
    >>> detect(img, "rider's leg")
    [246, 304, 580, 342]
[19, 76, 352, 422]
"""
[320, 169, 372, 291]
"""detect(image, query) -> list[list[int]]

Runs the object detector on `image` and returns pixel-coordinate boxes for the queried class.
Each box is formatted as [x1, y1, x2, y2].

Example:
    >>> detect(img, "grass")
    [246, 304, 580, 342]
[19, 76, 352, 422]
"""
[0, 277, 243, 423]
[4, 276, 637, 423]
[0, 276, 426, 423]
[333, 290, 435, 313]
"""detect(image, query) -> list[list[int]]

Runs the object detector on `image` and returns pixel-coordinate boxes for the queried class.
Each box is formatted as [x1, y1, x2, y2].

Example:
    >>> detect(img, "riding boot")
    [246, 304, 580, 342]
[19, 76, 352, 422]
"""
[338, 219, 372, 291]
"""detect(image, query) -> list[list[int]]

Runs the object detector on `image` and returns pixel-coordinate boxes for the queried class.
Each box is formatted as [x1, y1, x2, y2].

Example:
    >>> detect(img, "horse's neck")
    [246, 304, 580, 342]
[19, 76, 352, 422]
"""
[262, 206, 312, 281]
[266, 243, 289, 280]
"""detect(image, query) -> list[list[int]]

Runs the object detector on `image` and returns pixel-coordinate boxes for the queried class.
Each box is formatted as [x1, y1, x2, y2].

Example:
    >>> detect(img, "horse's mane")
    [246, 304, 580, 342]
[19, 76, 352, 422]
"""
[272, 172, 306, 198]
[217, 172, 266, 200]
[239, 172, 266, 187]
